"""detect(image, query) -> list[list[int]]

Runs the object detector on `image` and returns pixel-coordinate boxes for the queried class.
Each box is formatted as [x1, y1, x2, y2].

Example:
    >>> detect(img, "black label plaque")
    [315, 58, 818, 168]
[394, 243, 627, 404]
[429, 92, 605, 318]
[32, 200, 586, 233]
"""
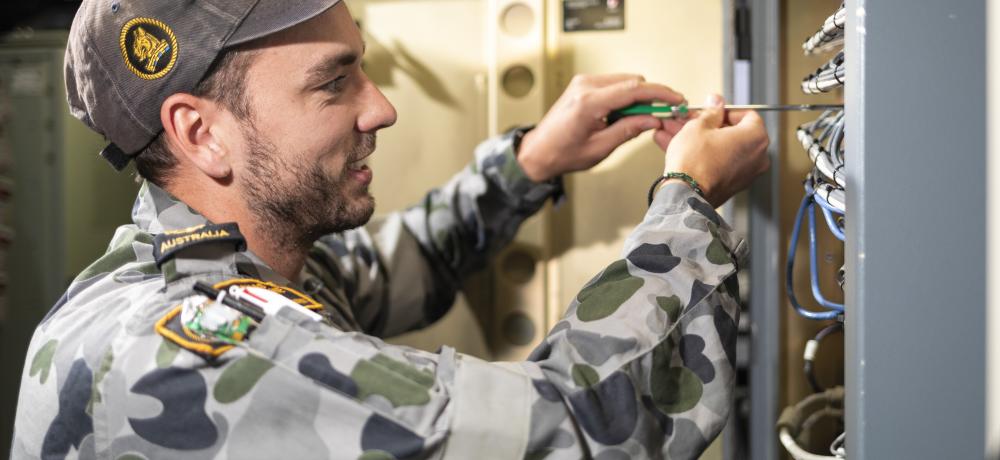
[563, 0, 625, 32]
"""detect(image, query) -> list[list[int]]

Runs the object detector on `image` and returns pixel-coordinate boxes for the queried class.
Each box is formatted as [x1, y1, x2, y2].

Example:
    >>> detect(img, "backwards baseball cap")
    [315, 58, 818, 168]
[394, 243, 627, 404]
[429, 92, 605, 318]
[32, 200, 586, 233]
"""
[65, 0, 341, 170]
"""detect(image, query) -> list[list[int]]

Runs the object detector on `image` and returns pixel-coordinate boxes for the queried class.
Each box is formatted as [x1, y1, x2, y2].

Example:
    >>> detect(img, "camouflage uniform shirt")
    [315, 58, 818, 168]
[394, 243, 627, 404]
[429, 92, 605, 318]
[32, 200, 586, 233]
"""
[13, 133, 748, 459]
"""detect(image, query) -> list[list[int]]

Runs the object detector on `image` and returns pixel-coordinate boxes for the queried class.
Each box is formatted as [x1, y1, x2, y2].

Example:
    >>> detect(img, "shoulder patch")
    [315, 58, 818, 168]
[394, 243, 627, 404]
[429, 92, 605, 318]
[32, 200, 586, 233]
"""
[120, 17, 179, 80]
[157, 278, 325, 359]
[153, 223, 246, 267]
[156, 296, 254, 360]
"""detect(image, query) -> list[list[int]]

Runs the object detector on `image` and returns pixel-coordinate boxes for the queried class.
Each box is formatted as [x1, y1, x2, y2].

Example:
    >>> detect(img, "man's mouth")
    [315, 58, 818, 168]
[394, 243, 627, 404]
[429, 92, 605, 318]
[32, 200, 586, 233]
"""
[346, 152, 373, 187]
[347, 155, 370, 172]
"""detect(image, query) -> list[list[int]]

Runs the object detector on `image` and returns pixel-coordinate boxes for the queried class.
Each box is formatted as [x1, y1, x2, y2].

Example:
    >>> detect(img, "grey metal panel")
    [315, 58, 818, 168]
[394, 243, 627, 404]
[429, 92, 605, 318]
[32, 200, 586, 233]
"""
[747, 0, 781, 458]
[845, 0, 986, 458]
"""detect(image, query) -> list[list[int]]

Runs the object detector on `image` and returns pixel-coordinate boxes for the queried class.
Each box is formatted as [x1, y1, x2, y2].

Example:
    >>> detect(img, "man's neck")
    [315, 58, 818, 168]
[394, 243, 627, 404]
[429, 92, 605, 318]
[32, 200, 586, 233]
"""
[239, 224, 310, 282]
[167, 181, 308, 282]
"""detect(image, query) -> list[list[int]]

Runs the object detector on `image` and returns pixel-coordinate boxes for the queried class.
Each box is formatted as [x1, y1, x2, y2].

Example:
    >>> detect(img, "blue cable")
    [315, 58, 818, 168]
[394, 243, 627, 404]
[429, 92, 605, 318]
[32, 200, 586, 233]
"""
[807, 196, 845, 311]
[786, 194, 842, 320]
[805, 179, 845, 241]
[817, 203, 845, 241]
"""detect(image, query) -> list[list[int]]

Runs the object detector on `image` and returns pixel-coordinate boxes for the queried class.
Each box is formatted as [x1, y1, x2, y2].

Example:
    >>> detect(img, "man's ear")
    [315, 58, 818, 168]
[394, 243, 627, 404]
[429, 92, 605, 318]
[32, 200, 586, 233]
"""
[159, 93, 232, 179]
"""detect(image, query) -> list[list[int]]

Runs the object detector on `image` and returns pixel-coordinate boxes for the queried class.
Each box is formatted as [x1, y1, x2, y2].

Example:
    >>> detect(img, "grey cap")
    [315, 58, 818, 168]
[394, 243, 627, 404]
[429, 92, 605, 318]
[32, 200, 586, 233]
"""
[65, 0, 341, 170]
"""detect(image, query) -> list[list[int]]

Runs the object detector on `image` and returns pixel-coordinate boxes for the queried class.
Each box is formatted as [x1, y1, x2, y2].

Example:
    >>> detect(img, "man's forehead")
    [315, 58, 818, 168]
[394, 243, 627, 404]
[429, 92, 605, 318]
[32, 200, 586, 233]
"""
[244, 6, 364, 80]
[302, 42, 366, 84]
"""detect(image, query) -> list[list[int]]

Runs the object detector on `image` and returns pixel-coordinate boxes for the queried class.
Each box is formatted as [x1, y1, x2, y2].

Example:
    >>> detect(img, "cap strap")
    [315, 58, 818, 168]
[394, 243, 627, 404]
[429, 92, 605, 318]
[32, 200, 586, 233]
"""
[100, 143, 133, 171]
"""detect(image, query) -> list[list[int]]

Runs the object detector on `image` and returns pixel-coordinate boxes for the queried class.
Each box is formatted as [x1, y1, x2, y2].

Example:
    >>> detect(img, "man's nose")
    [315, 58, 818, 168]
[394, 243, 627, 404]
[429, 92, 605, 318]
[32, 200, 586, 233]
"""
[357, 77, 397, 132]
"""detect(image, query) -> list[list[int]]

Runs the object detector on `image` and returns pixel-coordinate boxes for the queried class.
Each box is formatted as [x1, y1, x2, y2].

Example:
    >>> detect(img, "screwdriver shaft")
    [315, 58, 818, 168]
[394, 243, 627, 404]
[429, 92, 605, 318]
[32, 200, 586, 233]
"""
[651, 104, 844, 119]
[687, 104, 844, 112]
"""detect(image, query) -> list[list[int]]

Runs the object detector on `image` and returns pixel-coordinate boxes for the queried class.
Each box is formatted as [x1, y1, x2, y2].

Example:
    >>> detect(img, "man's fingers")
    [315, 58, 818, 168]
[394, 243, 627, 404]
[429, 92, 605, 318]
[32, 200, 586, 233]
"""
[724, 109, 757, 125]
[589, 115, 660, 156]
[660, 119, 686, 136]
[653, 129, 676, 151]
[575, 73, 646, 87]
[685, 94, 722, 128]
[588, 81, 686, 115]
[732, 109, 765, 132]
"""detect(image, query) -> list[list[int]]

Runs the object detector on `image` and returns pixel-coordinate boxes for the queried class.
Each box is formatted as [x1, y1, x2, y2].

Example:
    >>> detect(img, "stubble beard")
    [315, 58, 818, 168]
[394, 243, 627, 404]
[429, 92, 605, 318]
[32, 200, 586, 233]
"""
[240, 125, 376, 251]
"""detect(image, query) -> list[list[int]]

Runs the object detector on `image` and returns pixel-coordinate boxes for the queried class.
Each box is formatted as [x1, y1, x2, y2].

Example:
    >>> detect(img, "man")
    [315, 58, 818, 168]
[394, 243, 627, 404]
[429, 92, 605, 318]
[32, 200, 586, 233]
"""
[13, 0, 769, 458]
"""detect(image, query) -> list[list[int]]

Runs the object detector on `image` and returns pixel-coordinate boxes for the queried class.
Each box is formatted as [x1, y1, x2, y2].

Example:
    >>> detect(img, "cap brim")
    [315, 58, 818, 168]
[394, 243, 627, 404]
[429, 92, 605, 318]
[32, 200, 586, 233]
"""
[226, 0, 342, 47]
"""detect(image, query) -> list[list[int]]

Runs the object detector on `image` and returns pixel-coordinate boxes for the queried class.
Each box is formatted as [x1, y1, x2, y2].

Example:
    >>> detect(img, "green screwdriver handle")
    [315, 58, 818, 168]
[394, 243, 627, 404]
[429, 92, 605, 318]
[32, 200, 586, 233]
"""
[608, 104, 688, 123]
[609, 102, 845, 123]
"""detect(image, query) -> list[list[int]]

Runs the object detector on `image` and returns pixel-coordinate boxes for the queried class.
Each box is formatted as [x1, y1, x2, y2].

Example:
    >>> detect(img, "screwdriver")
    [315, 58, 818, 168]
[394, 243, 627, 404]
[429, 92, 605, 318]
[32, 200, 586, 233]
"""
[608, 103, 844, 123]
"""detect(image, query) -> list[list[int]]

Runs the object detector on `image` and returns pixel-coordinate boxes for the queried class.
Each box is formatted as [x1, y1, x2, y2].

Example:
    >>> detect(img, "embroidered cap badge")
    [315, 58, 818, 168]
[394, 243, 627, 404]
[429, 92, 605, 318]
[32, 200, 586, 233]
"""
[120, 17, 178, 80]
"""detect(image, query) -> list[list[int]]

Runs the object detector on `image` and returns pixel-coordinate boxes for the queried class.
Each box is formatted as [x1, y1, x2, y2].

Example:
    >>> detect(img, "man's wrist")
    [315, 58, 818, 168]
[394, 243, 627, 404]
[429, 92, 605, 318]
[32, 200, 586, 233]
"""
[649, 172, 705, 206]
[513, 128, 552, 183]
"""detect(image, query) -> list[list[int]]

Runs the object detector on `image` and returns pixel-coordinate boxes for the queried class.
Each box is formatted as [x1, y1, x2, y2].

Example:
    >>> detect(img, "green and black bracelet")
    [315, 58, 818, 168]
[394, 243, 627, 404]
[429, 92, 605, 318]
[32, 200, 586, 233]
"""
[648, 172, 704, 206]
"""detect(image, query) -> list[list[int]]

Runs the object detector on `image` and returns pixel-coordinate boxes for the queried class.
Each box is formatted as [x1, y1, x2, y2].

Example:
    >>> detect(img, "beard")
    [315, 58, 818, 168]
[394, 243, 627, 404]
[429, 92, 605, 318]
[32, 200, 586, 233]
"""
[239, 125, 376, 251]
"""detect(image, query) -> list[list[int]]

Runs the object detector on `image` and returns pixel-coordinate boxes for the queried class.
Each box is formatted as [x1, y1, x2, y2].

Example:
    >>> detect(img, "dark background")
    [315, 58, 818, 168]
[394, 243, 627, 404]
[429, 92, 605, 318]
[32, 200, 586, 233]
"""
[1, 1, 80, 34]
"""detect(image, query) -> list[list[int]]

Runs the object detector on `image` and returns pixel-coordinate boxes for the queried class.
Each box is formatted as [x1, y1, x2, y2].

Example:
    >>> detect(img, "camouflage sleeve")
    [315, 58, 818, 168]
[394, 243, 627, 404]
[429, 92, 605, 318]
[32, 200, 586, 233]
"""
[307, 130, 561, 337]
[100, 181, 744, 459]
[521, 181, 747, 459]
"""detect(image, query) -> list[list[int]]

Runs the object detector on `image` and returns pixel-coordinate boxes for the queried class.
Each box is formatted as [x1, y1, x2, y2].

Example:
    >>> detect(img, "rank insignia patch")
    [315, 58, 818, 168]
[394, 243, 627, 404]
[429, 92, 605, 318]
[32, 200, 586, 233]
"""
[213, 278, 324, 312]
[120, 17, 178, 80]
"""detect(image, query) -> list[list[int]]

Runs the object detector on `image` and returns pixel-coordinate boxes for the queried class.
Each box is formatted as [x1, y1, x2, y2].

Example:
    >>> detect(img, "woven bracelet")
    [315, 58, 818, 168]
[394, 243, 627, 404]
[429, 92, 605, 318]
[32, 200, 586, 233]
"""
[648, 172, 704, 206]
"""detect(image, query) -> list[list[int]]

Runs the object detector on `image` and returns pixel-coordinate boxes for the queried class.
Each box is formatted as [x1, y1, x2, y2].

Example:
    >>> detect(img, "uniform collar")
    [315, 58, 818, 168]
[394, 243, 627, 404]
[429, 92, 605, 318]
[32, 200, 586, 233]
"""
[132, 181, 209, 233]
[131, 181, 293, 287]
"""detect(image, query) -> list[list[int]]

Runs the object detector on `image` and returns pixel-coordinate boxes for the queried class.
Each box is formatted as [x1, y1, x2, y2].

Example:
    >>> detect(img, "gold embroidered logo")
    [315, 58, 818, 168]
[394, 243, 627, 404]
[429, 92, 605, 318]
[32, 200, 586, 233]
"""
[158, 228, 232, 255]
[120, 17, 178, 80]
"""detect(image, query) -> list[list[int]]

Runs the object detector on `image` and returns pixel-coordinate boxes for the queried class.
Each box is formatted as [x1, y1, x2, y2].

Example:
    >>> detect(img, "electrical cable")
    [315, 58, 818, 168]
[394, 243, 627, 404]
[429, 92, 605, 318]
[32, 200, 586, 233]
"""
[798, 113, 847, 189]
[806, 175, 846, 240]
[797, 128, 846, 189]
[798, 407, 845, 447]
[802, 52, 845, 94]
[802, 66, 845, 94]
[808, 195, 846, 311]
[780, 428, 842, 460]
[830, 432, 847, 458]
[787, 194, 843, 320]
[813, 181, 846, 212]
[803, 4, 846, 55]
[803, 322, 844, 393]
[828, 115, 846, 165]
[817, 203, 845, 242]
[777, 387, 846, 460]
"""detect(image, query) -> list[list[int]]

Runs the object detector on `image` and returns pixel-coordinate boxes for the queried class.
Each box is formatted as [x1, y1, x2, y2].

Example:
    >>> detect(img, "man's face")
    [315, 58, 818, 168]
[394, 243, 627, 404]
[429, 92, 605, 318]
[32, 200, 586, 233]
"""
[231, 2, 396, 246]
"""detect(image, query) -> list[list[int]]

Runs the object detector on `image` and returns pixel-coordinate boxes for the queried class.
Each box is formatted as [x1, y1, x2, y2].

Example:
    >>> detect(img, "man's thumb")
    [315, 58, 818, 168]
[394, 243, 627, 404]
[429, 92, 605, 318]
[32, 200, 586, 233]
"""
[698, 94, 725, 128]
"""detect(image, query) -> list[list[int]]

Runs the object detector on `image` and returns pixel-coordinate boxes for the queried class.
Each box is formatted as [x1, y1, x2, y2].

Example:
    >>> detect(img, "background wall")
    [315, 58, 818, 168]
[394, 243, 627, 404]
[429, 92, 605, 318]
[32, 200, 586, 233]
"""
[0, 29, 138, 456]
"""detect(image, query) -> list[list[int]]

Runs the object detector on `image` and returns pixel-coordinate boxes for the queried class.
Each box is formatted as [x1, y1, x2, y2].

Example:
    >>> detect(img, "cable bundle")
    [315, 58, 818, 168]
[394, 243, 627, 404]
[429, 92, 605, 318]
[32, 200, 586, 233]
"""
[781, 5, 849, 460]
[802, 3, 846, 55]
[802, 51, 845, 94]
[787, 110, 846, 322]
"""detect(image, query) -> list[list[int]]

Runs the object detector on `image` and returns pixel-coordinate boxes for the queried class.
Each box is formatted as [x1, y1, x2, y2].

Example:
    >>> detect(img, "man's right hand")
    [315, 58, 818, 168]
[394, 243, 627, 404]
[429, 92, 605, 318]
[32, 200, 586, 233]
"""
[516, 74, 685, 182]
[655, 94, 771, 207]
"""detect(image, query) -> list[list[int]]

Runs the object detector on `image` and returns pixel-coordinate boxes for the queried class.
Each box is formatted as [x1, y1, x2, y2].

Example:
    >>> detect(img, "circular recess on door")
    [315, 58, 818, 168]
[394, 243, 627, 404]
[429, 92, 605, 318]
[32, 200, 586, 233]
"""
[502, 65, 535, 99]
[501, 248, 536, 284]
[502, 311, 536, 346]
[501, 3, 535, 37]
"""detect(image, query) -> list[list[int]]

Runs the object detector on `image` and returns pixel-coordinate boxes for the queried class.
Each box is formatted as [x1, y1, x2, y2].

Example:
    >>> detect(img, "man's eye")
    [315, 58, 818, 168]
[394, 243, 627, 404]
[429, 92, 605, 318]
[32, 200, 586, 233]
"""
[324, 76, 347, 93]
